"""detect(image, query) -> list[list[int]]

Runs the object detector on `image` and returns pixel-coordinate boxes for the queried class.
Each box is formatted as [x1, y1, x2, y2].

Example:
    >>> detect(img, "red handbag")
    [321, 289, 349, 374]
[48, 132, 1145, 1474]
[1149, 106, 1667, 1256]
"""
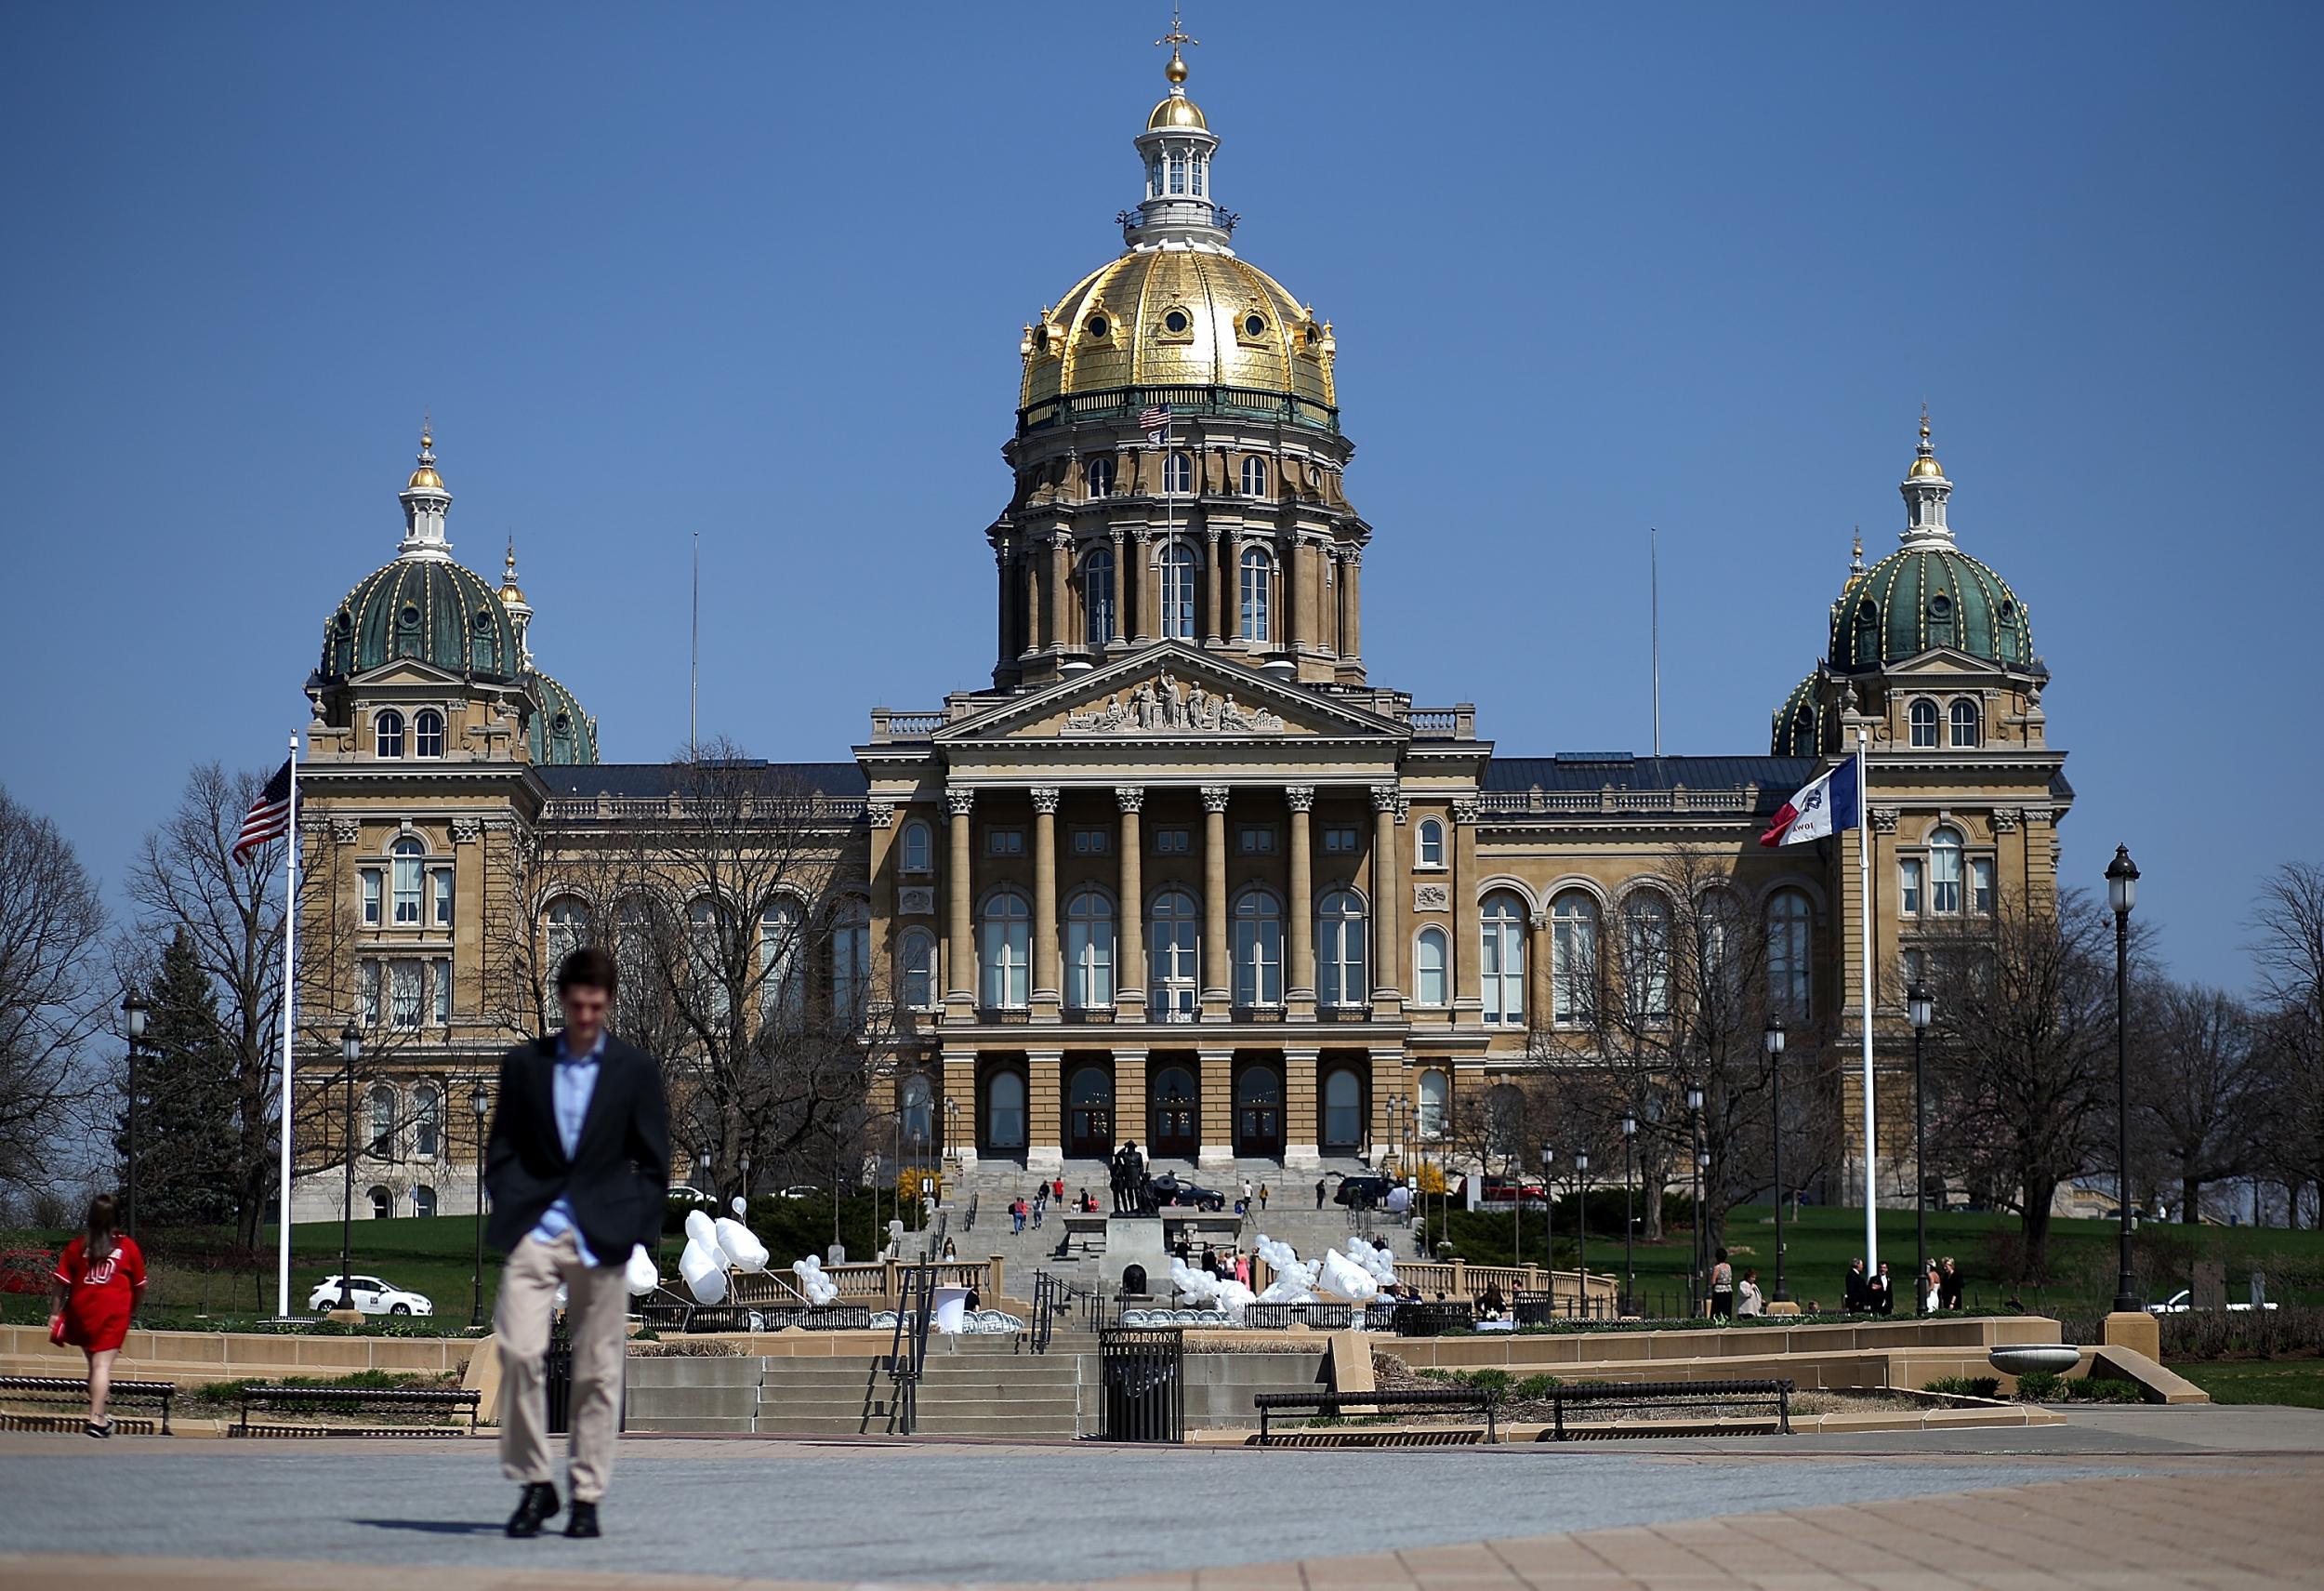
[48, 1313, 67, 1346]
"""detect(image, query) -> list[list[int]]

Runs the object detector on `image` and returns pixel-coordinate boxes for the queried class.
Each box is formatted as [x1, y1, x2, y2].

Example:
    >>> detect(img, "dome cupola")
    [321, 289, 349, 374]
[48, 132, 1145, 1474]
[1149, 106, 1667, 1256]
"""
[398, 423, 454, 560]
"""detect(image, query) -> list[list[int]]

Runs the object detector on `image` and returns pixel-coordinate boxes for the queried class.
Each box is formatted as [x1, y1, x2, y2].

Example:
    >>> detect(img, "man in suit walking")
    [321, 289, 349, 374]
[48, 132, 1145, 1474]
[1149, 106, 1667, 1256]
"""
[486, 945, 669, 1539]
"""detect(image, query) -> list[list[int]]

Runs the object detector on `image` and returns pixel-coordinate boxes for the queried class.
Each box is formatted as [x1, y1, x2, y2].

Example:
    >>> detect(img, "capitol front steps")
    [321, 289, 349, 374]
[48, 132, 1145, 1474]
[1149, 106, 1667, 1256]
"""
[627, 1337, 1092, 1439]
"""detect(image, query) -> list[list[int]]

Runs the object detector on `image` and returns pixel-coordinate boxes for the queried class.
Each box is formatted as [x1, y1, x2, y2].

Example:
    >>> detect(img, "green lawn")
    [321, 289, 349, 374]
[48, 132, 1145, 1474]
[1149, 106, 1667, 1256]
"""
[2169, 1359, 2324, 1409]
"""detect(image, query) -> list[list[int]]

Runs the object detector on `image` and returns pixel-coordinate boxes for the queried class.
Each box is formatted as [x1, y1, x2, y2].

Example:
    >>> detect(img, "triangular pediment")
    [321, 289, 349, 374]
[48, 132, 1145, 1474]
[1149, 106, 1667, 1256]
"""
[1879, 646, 2021, 679]
[935, 644, 1407, 744]
[344, 657, 475, 689]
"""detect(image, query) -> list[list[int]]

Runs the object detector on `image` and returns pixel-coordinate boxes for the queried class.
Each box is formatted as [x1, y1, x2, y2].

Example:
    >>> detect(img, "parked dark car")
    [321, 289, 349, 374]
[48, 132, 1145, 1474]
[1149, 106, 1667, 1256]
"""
[1333, 1174, 1395, 1209]
[1149, 1173, 1226, 1212]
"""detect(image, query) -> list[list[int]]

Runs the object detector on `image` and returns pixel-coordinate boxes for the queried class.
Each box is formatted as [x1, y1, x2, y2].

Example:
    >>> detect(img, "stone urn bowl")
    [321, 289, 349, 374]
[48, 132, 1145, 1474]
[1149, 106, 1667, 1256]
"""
[1987, 1344, 2083, 1377]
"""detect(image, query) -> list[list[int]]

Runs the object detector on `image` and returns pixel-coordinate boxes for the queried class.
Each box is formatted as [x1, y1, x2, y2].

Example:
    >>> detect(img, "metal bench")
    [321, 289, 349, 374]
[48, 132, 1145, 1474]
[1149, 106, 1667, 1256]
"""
[1537, 1378, 1793, 1440]
[1252, 1386, 1499, 1445]
[232, 1384, 482, 1438]
[0, 1373, 176, 1435]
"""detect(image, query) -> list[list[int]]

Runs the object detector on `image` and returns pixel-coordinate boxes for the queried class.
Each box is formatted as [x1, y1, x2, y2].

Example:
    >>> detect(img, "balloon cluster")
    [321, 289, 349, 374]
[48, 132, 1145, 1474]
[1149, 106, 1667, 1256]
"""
[792, 1254, 839, 1306]
[671, 1207, 773, 1304]
[1253, 1235, 1319, 1304]
[1169, 1256, 1258, 1321]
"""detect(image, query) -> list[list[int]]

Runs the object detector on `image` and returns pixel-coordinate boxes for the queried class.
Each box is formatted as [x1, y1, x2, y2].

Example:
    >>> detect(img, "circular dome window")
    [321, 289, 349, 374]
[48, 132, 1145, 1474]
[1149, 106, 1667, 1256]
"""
[336, 610, 352, 634]
[2000, 600, 2016, 620]
[1928, 594, 1952, 619]
[399, 603, 421, 629]
[1163, 309, 1191, 335]
[1243, 312, 1267, 338]
[1086, 313, 1110, 338]
[553, 712, 571, 733]
[1033, 326, 1050, 353]
[1304, 325, 1321, 346]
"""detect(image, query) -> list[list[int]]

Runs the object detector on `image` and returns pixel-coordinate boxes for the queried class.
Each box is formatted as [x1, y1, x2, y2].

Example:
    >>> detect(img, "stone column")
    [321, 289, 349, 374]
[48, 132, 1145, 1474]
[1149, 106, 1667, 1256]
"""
[1343, 550, 1364, 663]
[995, 542, 1013, 667]
[1367, 1047, 1401, 1159]
[1282, 1046, 1320, 1170]
[1201, 785, 1231, 1009]
[1453, 797, 1483, 1013]
[1286, 786, 1316, 1009]
[1370, 784, 1401, 1001]
[942, 1047, 979, 1172]
[945, 787, 976, 1004]
[1527, 909, 1552, 1029]
[1133, 531, 1156, 643]
[1114, 1048, 1147, 1160]
[1107, 529, 1128, 645]
[1025, 1048, 1063, 1173]
[1116, 788, 1146, 1016]
[1206, 526, 1226, 645]
[1048, 534, 1071, 655]
[1031, 787, 1061, 1012]
[1198, 1048, 1235, 1170]
[1332, 550, 1350, 656]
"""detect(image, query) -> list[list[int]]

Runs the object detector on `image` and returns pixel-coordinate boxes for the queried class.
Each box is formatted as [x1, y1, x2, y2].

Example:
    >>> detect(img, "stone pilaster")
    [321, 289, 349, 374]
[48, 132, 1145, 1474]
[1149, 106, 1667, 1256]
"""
[1113, 1048, 1147, 1160]
[1024, 1048, 1063, 1173]
[1286, 785, 1316, 1011]
[1282, 1046, 1321, 1170]
[1452, 797, 1483, 1013]
[945, 788, 976, 1007]
[1198, 1048, 1235, 1169]
[942, 1048, 979, 1172]
[1201, 785, 1231, 1010]
[1116, 788, 1146, 1014]
[1031, 786, 1061, 1012]
[1369, 784, 1401, 1005]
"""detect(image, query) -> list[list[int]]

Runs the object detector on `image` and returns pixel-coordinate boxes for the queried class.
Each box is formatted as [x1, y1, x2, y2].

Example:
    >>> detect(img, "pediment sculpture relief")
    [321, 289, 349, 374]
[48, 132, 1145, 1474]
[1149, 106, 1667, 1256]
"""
[1063, 671, 1287, 736]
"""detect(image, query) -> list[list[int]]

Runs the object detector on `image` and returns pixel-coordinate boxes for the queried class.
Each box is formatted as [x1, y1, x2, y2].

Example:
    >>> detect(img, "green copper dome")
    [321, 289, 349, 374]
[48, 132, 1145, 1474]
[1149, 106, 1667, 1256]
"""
[526, 670, 599, 765]
[1828, 545, 2032, 673]
[1771, 670, 1825, 757]
[321, 558, 521, 682]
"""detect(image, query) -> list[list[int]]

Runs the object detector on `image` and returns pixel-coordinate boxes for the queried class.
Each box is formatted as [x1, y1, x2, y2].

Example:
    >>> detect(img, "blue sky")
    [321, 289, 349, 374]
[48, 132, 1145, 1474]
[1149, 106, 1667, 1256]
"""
[3, 3, 2317, 992]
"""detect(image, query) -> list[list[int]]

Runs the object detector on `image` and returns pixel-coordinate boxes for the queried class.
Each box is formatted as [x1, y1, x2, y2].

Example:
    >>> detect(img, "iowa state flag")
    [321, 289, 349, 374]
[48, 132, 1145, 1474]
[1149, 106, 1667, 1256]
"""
[1760, 757, 1859, 847]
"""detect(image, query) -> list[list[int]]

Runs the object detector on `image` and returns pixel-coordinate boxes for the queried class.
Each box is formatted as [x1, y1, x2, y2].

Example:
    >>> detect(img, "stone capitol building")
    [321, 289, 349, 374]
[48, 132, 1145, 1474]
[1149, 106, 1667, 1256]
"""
[284, 45, 2069, 1224]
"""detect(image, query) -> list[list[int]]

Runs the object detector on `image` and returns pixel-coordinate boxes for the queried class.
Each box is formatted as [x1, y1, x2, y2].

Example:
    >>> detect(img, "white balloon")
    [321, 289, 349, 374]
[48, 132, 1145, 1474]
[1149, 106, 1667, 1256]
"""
[1321, 1248, 1380, 1303]
[715, 1217, 770, 1272]
[624, 1244, 659, 1296]
[679, 1236, 729, 1304]
[731, 1196, 748, 1216]
[683, 1210, 719, 1253]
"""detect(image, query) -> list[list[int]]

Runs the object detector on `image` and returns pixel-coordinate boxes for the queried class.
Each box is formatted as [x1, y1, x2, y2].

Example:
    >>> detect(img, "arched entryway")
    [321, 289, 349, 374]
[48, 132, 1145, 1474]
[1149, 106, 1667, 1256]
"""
[1321, 1065, 1366, 1155]
[1149, 1063, 1199, 1160]
[1235, 1063, 1284, 1160]
[1066, 1063, 1115, 1159]
[983, 1064, 1027, 1158]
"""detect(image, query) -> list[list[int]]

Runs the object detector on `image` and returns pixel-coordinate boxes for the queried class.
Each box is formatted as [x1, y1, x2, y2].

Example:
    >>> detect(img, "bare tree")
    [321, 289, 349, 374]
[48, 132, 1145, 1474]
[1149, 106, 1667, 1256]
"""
[0, 787, 110, 1200]
[1919, 887, 2121, 1278]
[2130, 978, 2264, 1223]
[124, 764, 286, 1249]
[2248, 862, 2323, 1226]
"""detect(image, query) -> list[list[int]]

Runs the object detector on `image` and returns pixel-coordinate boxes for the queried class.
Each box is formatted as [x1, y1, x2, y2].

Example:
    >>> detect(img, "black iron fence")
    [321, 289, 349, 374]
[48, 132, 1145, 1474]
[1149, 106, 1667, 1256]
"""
[1099, 1326, 1184, 1442]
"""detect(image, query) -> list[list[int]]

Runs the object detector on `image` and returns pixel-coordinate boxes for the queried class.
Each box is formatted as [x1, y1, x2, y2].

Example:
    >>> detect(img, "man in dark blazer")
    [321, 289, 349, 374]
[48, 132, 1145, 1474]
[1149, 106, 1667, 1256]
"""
[486, 945, 668, 1539]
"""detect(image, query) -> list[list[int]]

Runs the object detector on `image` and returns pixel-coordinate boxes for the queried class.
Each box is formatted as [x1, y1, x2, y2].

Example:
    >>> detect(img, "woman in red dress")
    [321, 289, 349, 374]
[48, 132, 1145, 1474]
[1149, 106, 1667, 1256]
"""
[47, 1194, 146, 1437]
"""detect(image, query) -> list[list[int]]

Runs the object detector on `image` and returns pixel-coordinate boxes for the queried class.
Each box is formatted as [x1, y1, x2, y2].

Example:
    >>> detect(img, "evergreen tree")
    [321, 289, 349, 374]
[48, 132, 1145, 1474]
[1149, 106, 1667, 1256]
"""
[119, 928, 242, 1229]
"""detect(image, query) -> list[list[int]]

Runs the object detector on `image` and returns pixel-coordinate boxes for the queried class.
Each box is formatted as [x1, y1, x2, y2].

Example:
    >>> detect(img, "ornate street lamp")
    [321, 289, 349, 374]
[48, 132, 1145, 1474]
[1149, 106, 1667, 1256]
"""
[121, 993, 149, 1237]
[469, 1082, 490, 1328]
[1764, 1015, 1788, 1302]
[1538, 1143, 1554, 1317]
[1684, 1083, 1705, 1313]
[337, 1021, 362, 1314]
[1619, 1111, 1638, 1319]
[2106, 844, 2141, 1314]
[1907, 983, 1933, 1312]
[1574, 1149, 1591, 1319]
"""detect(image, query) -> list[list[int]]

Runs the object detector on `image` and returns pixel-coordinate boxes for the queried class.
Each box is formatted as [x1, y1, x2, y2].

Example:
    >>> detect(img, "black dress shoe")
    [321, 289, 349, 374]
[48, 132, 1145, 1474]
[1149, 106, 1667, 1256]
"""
[506, 1481, 560, 1538]
[563, 1499, 601, 1538]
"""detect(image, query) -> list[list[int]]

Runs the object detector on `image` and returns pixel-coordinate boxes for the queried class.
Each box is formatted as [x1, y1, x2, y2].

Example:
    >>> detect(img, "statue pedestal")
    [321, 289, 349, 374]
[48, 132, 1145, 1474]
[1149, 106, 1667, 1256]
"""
[1105, 1215, 1171, 1299]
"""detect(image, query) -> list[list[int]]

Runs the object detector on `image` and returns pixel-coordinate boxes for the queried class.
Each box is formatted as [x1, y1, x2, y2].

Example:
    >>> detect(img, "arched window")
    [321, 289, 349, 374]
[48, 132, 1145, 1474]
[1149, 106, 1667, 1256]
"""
[980, 889, 1030, 1009]
[1065, 888, 1116, 1011]
[1417, 818, 1445, 868]
[368, 1186, 391, 1219]
[900, 1074, 934, 1150]
[899, 819, 931, 874]
[1480, 892, 1526, 1026]
[614, 896, 655, 1035]
[1168, 151, 1186, 193]
[1149, 888, 1199, 1020]
[1699, 888, 1744, 1007]
[1766, 888, 1813, 1016]
[1417, 1069, 1448, 1139]
[1233, 887, 1284, 1007]
[375, 709, 405, 759]
[897, 929, 937, 1011]
[412, 709, 444, 759]
[1551, 891, 1600, 1026]
[1949, 698, 1981, 748]
[1623, 891, 1673, 1026]
[1238, 547, 1273, 642]
[1240, 457, 1267, 497]
[1909, 699, 1939, 748]
[1323, 1069, 1363, 1150]
[1163, 450, 1192, 495]
[542, 896, 589, 995]
[412, 1185, 437, 1219]
[389, 961, 423, 1028]
[1159, 543, 1196, 639]
[390, 837, 425, 925]
[1928, 827, 1964, 915]
[412, 1083, 441, 1160]
[1414, 925, 1449, 1006]
[1083, 547, 1116, 644]
[1192, 152, 1207, 195]
[1315, 888, 1368, 1007]
[759, 897, 804, 1019]
[1086, 455, 1116, 499]
[366, 1084, 396, 1158]
[687, 897, 725, 1014]
[1146, 156, 1161, 197]
[986, 1070, 1026, 1149]
[832, 898, 870, 1020]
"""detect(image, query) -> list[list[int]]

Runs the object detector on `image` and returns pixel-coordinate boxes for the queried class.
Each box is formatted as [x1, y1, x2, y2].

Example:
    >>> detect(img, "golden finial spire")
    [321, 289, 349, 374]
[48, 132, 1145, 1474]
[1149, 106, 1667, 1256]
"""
[1156, 5, 1196, 84]
[420, 410, 433, 454]
[504, 533, 519, 585]
[1908, 403, 1945, 480]
[1920, 402, 1931, 446]
[1850, 526, 1865, 575]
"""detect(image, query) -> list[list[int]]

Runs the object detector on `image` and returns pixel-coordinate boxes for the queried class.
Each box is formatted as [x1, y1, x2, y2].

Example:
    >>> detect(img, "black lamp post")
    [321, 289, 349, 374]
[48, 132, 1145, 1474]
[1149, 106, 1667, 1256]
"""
[1907, 983, 1933, 1313]
[1695, 1145, 1710, 1315]
[1619, 1111, 1637, 1319]
[337, 1021, 362, 1314]
[1764, 1015, 1788, 1302]
[1575, 1149, 1591, 1319]
[2106, 843, 2141, 1314]
[469, 1082, 490, 1328]
[1538, 1143, 1554, 1316]
[1684, 1083, 1705, 1314]
[121, 993, 149, 1237]
[739, 1153, 752, 1207]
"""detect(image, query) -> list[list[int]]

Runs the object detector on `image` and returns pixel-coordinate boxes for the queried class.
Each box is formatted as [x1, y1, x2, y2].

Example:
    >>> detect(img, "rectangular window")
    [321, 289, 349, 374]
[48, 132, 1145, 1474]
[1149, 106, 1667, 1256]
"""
[1154, 828, 1191, 854]
[431, 868, 454, 929]
[390, 961, 424, 1028]
[1237, 827, 1275, 855]
[432, 958, 451, 1025]
[391, 856, 422, 925]
[1070, 829, 1111, 855]
[1971, 857, 1995, 915]
[357, 961, 380, 1026]
[1899, 858, 1923, 917]
[361, 870, 382, 926]
[986, 829, 1024, 857]
[1322, 827, 1358, 854]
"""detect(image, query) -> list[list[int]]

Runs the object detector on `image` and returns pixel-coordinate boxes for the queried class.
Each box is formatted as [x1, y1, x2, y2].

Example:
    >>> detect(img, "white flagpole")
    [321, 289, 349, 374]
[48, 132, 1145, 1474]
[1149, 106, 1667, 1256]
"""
[275, 733, 298, 1319]
[1856, 727, 1877, 1274]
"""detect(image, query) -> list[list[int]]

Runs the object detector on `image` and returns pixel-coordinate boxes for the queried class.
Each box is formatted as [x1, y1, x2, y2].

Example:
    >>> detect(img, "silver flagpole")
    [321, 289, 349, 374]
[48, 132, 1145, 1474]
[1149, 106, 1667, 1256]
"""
[276, 732, 299, 1319]
[1856, 727, 1877, 1274]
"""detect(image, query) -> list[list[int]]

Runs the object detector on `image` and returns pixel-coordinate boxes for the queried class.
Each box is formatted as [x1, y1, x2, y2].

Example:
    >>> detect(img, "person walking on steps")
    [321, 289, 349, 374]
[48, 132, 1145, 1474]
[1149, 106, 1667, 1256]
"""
[47, 1193, 144, 1437]
[1314, 1177, 1327, 1210]
[485, 946, 670, 1541]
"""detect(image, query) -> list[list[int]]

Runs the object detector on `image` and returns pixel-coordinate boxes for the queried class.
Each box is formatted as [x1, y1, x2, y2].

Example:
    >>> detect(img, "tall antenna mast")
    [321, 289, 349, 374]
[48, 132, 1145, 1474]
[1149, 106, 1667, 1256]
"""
[690, 531, 700, 759]
[1650, 526, 1662, 759]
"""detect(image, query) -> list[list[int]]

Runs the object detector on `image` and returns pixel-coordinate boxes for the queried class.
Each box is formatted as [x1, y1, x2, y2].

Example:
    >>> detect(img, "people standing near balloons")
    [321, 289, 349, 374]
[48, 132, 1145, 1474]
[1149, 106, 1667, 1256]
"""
[47, 1193, 144, 1437]
[483, 946, 669, 1540]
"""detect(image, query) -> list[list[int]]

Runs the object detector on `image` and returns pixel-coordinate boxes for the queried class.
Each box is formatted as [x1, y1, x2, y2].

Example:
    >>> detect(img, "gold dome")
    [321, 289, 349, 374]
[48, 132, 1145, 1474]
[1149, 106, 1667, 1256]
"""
[406, 426, 444, 491]
[1907, 412, 1944, 478]
[1021, 249, 1334, 410]
[1908, 456, 1945, 480]
[1148, 91, 1207, 130]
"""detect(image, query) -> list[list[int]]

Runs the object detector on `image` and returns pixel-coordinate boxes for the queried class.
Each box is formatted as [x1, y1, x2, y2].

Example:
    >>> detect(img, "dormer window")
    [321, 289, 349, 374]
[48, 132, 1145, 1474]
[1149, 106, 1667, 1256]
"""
[413, 709, 444, 759]
[1908, 699, 1939, 749]
[375, 709, 405, 759]
[1160, 307, 1193, 338]
[1242, 312, 1267, 338]
[1085, 312, 1110, 339]
[1949, 698, 1981, 748]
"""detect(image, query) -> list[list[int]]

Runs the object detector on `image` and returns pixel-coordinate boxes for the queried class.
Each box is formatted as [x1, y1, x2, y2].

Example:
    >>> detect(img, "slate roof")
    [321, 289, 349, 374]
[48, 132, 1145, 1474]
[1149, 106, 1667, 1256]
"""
[538, 762, 869, 800]
[1484, 755, 1815, 804]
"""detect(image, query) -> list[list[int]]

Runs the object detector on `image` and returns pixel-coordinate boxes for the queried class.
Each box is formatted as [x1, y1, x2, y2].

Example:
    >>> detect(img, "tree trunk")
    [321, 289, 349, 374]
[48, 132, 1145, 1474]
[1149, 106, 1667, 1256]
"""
[2020, 1181, 2057, 1279]
[2182, 1175, 2200, 1223]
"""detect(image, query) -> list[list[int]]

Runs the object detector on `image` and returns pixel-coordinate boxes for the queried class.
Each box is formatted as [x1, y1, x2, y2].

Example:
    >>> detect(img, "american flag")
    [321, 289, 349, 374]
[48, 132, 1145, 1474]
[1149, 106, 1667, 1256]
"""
[1139, 403, 1171, 443]
[233, 758, 295, 865]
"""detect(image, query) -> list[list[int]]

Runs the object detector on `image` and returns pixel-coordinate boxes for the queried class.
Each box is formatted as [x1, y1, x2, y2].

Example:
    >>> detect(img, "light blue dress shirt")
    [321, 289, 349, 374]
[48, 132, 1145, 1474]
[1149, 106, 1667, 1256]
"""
[527, 1028, 604, 1266]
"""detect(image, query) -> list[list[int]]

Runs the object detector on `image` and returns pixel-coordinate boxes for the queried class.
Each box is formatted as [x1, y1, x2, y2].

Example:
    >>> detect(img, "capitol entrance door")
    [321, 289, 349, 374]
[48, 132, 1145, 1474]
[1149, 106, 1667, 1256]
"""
[1148, 1063, 1199, 1160]
[1066, 1064, 1115, 1160]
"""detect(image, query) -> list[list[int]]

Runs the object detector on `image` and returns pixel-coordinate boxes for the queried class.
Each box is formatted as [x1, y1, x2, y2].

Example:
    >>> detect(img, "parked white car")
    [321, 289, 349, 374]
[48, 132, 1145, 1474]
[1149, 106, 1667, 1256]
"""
[2146, 1289, 2278, 1314]
[308, 1274, 435, 1316]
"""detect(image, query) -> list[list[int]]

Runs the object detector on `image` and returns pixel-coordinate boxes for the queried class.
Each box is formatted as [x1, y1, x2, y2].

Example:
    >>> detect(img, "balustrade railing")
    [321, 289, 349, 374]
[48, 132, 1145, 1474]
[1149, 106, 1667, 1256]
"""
[1019, 383, 1340, 438]
[1472, 785, 1762, 817]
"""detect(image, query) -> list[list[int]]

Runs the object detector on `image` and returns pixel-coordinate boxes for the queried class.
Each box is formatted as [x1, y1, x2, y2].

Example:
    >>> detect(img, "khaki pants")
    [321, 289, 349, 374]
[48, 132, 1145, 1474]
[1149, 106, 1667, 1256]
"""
[495, 1232, 629, 1502]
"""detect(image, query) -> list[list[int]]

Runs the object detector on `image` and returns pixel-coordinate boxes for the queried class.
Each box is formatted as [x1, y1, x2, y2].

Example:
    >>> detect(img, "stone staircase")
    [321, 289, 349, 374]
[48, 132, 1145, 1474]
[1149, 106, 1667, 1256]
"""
[625, 1334, 1094, 1439]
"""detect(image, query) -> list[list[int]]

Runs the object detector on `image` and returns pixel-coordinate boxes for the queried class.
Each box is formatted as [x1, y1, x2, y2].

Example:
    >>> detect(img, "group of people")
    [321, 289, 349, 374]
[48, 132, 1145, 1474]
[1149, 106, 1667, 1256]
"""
[1843, 1254, 1964, 1314]
[1235, 1177, 1271, 1218]
[1172, 1235, 1252, 1285]
[1006, 1176, 1097, 1234]
[1706, 1249, 1767, 1319]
